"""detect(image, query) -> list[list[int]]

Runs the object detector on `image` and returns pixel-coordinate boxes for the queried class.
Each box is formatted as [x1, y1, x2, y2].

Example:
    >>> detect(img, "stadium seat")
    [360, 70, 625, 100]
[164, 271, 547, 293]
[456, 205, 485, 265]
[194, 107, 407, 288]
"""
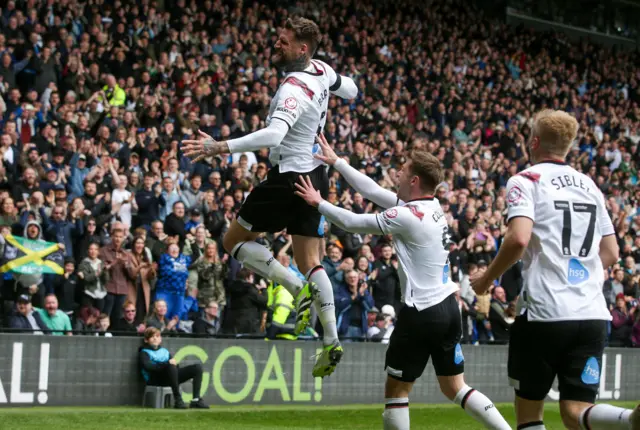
[142, 385, 178, 409]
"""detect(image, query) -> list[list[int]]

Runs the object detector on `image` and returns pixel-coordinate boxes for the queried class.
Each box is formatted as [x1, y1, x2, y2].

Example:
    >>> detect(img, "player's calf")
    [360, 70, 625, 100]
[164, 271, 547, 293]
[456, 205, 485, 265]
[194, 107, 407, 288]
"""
[382, 376, 412, 430]
[440, 374, 512, 430]
[577, 403, 636, 430]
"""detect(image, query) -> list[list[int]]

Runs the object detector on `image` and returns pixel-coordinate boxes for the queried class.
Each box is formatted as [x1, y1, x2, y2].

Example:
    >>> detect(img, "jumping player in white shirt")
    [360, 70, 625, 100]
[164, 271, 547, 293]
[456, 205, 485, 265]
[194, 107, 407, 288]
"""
[471, 109, 640, 430]
[181, 17, 358, 377]
[295, 134, 511, 430]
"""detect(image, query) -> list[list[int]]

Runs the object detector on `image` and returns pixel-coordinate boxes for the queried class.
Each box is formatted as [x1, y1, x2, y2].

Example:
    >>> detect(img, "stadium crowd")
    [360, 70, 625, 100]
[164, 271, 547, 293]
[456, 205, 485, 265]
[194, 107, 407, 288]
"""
[0, 0, 639, 347]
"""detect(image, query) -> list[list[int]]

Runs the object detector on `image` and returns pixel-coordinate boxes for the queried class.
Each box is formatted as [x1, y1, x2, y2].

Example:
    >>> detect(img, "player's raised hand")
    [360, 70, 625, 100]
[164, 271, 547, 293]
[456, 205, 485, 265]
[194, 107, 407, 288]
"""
[294, 175, 323, 208]
[314, 133, 338, 166]
[181, 129, 227, 163]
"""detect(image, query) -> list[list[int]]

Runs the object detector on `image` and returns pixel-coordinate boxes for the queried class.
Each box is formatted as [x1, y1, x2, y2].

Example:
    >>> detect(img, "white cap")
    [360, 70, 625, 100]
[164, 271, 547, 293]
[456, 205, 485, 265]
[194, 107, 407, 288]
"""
[381, 304, 396, 319]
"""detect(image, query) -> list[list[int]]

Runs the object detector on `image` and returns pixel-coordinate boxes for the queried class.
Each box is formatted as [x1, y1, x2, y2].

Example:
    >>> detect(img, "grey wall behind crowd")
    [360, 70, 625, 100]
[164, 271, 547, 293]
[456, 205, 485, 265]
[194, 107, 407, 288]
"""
[0, 335, 637, 407]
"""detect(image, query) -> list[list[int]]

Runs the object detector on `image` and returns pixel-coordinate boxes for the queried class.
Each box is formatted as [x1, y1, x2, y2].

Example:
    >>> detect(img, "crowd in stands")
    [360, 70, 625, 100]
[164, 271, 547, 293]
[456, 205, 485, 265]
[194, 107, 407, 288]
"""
[0, 0, 639, 346]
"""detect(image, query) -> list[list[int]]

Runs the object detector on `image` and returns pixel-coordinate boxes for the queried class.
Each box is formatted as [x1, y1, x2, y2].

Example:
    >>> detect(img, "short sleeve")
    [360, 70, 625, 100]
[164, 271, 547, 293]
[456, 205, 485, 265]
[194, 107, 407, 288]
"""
[270, 82, 309, 129]
[597, 190, 615, 236]
[375, 206, 412, 235]
[506, 175, 535, 222]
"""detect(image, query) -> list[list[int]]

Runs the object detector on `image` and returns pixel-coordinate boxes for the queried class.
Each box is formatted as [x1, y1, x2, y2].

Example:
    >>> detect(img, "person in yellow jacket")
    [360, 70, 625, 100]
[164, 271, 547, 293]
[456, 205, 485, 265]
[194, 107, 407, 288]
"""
[265, 281, 298, 340]
[101, 74, 126, 107]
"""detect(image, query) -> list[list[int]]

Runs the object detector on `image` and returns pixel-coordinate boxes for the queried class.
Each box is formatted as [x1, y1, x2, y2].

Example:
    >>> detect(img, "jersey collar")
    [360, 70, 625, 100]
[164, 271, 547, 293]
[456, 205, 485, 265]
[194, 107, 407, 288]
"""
[537, 159, 567, 166]
[406, 196, 435, 203]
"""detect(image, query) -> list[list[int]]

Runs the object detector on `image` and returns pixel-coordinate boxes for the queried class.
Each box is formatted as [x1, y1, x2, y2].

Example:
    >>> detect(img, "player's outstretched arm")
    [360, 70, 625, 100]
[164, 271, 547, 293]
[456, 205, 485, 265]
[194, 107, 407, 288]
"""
[294, 175, 385, 235]
[315, 134, 401, 209]
[182, 120, 289, 163]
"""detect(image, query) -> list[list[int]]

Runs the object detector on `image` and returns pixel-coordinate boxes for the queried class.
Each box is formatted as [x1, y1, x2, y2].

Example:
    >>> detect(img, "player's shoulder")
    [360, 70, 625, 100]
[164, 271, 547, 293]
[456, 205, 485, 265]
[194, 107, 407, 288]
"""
[310, 59, 335, 74]
[279, 75, 316, 103]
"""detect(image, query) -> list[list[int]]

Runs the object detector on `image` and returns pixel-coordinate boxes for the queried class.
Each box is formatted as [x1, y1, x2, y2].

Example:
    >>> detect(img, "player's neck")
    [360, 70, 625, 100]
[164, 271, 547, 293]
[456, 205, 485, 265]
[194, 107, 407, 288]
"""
[283, 55, 310, 73]
[406, 192, 435, 202]
[533, 155, 566, 165]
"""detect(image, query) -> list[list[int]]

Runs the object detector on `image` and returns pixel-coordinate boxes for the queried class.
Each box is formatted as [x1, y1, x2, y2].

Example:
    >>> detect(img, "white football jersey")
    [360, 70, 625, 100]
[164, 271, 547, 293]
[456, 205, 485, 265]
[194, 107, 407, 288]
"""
[506, 161, 614, 322]
[376, 197, 459, 311]
[267, 59, 336, 173]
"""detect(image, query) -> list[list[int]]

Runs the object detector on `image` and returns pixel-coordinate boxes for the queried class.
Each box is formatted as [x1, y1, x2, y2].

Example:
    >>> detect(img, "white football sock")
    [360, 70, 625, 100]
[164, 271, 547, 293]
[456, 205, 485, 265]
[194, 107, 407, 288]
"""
[454, 385, 511, 430]
[307, 266, 338, 346]
[232, 241, 304, 296]
[517, 422, 546, 430]
[580, 404, 632, 429]
[383, 397, 410, 430]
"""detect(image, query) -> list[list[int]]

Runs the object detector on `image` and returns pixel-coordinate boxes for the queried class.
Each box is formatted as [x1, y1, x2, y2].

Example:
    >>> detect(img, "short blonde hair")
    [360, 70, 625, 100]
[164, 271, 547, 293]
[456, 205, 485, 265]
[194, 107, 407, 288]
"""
[532, 109, 578, 157]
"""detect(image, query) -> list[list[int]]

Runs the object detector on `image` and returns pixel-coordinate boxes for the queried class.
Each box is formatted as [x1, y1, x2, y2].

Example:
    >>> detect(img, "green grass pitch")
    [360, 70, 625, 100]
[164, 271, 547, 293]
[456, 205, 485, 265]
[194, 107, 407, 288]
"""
[0, 402, 637, 429]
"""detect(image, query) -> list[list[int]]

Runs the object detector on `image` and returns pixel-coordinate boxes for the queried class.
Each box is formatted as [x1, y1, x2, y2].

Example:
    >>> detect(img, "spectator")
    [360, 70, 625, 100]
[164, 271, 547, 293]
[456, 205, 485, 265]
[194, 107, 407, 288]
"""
[100, 228, 136, 320]
[189, 242, 227, 312]
[138, 327, 209, 409]
[488, 286, 513, 344]
[52, 257, 78, 314]
[632, 311, 640, 348]
[610, 293, 636, 347]
[226, 268, 268, 335]
[77, 243, 108, 312]
[96, 314, 113, 337]
[370, 243, 400, 314]
[604, 269, 626, 310]
[146, 299, 179, 334]
[155, 243, 191, 319]
[335, 270, 375, 340]
[192, 300, 221, 337]
[8, 294, 47, 334]
[135, 173, 165, 229]
[37, 294, 72, 336]
[113, 300, 146, 336]
[165, 201, 187, 249]
[73, 304, 100, 334]
[129, 236, 156, 316]
[42, 204, 83, 259]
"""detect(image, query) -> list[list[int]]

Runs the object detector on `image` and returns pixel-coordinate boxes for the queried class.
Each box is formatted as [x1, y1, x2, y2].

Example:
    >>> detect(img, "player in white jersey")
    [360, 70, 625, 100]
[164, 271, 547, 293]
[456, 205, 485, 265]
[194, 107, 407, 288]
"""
[181, 17, 358, 377]
[471, 109, 640, 430]
[294, 134, 511, 430]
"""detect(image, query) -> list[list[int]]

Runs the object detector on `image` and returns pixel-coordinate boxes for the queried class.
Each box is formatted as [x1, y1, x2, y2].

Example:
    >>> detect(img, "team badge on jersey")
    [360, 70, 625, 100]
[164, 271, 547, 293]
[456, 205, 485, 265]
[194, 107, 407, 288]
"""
[507, 186, 523, 204]
[284, 97, 298, 109]
[581, 357, 600, 385]
[385, 208, 398, 219]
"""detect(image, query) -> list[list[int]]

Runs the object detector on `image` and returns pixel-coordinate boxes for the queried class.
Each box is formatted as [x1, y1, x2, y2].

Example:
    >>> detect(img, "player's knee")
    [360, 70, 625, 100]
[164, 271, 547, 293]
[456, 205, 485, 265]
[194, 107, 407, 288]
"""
[384, 375, 413, 399]
[437, 375, 466, 401]
[559, 401, 587, 430]
[222, 233, 237, 255]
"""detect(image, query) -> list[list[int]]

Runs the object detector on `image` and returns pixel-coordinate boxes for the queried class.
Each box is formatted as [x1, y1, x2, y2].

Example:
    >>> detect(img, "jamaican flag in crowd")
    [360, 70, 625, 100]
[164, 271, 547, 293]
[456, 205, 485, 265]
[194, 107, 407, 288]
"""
[0, 234, 64, 276]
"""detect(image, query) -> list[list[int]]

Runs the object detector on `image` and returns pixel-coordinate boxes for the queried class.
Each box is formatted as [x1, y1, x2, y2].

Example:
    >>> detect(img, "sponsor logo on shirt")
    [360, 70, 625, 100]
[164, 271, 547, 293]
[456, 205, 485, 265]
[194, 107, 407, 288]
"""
[454, 344, 464, 365]
[275, 107, 297, 119]
[567, 258, 589, 285]
[581, 357, 600, 385]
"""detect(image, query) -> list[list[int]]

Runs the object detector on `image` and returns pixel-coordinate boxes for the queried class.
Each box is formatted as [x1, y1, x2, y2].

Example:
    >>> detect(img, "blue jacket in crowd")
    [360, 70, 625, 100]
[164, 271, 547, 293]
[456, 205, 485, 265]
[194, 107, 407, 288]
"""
[335, 284, 375, 336]
[155, 253, 191, 294]
[40, 207, 83, 259]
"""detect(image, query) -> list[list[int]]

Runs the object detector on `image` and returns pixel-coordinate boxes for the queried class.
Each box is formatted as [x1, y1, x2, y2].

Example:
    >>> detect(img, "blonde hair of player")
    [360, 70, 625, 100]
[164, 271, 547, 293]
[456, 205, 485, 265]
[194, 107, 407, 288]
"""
[530, 109, 578, 162]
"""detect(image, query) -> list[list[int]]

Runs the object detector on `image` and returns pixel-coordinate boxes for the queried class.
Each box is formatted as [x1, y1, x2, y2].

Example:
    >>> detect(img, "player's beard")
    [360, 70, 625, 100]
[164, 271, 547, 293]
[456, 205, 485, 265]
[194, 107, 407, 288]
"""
[274, 51, 308, 73]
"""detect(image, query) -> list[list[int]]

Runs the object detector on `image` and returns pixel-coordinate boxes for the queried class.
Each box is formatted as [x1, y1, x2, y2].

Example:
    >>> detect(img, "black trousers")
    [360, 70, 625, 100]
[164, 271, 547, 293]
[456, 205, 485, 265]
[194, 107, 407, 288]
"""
[147, 363, 203, 400]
